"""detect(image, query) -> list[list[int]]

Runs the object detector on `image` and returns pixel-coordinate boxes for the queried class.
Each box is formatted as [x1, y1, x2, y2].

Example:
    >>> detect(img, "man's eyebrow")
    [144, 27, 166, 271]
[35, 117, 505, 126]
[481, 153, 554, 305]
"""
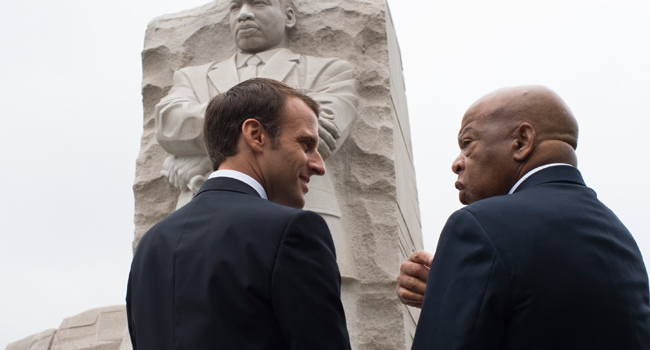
[458, 126, 475, 142]
[297, 135, 318, 143]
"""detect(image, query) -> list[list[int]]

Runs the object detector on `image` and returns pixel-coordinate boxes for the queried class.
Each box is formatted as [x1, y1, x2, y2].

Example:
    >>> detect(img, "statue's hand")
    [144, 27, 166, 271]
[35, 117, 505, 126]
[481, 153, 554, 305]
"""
[317, 110, 341, 160]
[161, 155, 212, 191]
[396, 250, 434, 308]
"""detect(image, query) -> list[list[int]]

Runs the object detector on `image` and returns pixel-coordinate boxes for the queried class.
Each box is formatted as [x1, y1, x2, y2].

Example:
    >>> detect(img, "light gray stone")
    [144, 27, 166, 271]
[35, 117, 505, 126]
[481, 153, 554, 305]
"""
[134, 0, 423, 349]
[5, 306, 131, 350]
[151, 1, 359, 279]
[50, 305, 128, 350]
[6, 329, 56, 350]
[7, 1, 423, 349]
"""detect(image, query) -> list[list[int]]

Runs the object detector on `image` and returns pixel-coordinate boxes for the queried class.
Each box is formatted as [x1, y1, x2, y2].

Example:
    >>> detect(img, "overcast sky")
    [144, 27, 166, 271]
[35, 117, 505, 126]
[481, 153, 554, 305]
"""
[1, 0, 649, 347]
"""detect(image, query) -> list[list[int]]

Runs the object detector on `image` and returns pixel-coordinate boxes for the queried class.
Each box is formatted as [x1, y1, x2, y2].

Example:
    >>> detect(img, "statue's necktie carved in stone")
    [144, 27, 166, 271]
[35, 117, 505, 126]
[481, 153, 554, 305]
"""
[241, 55, 262, 81]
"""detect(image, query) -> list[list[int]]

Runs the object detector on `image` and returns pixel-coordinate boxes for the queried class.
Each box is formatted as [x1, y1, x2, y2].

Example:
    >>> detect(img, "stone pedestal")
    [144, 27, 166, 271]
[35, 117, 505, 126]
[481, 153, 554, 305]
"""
[133, 1, 422, 349]
[6, 306, 132, 350]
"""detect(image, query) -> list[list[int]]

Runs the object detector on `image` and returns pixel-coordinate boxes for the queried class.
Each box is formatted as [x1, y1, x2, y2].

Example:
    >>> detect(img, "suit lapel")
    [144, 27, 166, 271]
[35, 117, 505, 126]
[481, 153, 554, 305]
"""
[208, 55, 240, 94]
[258, 49, 300, 82]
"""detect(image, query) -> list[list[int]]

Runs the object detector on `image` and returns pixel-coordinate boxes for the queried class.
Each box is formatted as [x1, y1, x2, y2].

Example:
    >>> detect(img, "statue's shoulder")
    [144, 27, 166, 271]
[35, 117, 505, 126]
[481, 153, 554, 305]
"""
[172, 59, 232, 87]
[300, 54, 353, 72]
[301, 54, 347, 64]
[176, 61, 219, 76]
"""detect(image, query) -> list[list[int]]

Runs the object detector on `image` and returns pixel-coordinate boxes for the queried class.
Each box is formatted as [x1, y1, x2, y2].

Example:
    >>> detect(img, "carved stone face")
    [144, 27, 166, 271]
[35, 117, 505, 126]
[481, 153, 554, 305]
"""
[229, 0, 296, 54]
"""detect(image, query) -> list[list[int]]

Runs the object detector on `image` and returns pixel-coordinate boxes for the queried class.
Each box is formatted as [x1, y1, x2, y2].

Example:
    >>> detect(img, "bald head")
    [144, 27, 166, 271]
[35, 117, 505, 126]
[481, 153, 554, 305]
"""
[466, 85, 579, 149]
[452, 86, 580, 204]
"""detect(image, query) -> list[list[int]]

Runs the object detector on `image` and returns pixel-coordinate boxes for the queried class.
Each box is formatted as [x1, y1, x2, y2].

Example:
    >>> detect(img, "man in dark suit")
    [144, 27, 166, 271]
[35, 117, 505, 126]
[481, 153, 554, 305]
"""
[126, 78, 351, 350]
[396, 86, 650, 349]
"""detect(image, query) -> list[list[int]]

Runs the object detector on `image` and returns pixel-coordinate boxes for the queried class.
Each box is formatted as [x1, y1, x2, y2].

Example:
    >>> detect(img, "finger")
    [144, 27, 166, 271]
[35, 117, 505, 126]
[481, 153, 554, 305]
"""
[168, 168, 177, 187]
[408, 250, 435, 267]
[177, 166, 187, 187]
[186, 161, 205, 179]
[320, 107, 335, 119]
[399, 260, 430, 283]
[319, 118, 341, 139]
[397, 273, 428, 296]
[199, 157, 212, 171]
[396, 286, 424, 306]
[319, 125, 337, 150]
[405, 302, 423, 308]
[318, 141, 332, 160]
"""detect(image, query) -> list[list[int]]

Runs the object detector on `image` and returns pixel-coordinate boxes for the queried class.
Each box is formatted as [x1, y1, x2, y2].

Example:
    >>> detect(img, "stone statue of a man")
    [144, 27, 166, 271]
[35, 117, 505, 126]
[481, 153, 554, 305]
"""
[154, 0, 358, 277]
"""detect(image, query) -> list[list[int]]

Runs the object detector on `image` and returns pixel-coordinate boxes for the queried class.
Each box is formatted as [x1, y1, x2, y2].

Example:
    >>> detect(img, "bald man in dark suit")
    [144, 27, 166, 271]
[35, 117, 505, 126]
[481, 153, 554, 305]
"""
[397, 86, 650, 349]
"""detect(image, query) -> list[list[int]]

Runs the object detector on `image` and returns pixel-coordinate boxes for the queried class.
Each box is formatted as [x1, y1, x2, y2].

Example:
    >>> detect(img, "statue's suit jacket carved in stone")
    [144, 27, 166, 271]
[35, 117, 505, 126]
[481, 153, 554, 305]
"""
[126, 177, 351, 350]
[155, 48, 358, 277]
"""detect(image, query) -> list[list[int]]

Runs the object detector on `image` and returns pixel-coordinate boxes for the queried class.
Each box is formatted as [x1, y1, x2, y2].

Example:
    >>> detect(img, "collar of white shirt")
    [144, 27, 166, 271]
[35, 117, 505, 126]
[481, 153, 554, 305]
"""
[208, 170, 268, 200]
[235, 48, 284, 69]
[508, 163, 574, 194]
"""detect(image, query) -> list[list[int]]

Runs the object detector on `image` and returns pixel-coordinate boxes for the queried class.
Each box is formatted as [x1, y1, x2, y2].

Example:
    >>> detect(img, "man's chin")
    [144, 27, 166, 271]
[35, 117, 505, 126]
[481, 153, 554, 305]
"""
[458, 191, 468, 205]
[271, 195, 305, 209]
[290, 198, 305, 210]
[458, 191, 475, 206]
[237, 40, 269, 54]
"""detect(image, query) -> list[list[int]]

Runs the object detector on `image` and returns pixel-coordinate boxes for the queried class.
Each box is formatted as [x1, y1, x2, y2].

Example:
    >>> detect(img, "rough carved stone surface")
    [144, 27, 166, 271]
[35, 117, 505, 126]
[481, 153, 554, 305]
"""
[133, 1, 423, 349]
[152, 0, 360, 278]
[6, 306, 132, 350]
[6, 329, 56, 350]
[5, 1, 423, 349]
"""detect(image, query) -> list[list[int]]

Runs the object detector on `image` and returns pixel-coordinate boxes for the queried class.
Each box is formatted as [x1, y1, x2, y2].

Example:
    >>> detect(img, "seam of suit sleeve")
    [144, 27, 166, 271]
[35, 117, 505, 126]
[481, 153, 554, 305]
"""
[268, 210, 308, 339]
[171, 194, 204, 348]
[467, 254, 499, 350]
[460, 208, 513, 347]
[461, 208, 512, 286]
[270, 211, 297, 268]
[268, 211, 325, 276]
[269, 210, 301, 308]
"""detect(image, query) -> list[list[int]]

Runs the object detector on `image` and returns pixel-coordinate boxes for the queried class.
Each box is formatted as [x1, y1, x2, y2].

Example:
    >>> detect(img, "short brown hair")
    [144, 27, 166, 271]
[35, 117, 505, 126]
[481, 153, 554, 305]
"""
[204, 78, 320, 170]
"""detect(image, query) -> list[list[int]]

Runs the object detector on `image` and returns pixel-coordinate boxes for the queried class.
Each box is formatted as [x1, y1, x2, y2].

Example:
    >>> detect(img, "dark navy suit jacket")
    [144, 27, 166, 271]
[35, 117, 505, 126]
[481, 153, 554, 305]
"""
[413, 166, 650, 349]
[126, 177, 351, 350]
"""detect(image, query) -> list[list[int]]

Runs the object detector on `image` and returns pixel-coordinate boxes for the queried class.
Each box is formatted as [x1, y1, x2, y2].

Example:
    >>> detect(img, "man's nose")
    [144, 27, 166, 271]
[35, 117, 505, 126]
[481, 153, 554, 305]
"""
[451, 154, 465, 175]
[237, 4, 255, 21]
[309, 150, 326, 177]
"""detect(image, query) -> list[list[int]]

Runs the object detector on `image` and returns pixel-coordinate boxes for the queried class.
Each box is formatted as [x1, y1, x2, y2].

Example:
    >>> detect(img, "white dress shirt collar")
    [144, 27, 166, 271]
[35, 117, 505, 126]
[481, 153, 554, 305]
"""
[235, 48, 284, 69]
[508, 163, 574, 194]
[208, 170, 268, 200]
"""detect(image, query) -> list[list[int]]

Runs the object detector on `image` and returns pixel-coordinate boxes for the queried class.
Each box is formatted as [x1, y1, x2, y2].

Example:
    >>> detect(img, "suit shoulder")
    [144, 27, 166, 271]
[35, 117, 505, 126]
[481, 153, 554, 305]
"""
[242, 197, 316, 225]
[288, 209, 328, 226]
[464, 193, 524, 217]
[177, 61, 215, 74]
[302, 55, 353, 70]
[172, 61, 218, 82]
[264, 206, 329, 235]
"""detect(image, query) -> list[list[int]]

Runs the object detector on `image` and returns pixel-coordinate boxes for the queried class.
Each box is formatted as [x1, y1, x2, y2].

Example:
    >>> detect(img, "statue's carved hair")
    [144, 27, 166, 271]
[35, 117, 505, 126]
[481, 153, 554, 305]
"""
[204, 78, 320, 170]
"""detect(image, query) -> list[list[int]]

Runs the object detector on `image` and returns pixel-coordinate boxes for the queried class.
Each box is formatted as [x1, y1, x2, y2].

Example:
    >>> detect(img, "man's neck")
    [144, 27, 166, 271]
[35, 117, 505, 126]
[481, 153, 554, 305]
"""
[239, 40, 289, 55]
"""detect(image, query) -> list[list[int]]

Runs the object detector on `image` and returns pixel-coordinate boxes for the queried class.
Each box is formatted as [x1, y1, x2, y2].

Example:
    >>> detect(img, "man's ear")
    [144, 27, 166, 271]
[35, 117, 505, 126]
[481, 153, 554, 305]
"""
[513, 123, 536, 162]
[241, 119, 267, 153]
[285, 7, 296, 28]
